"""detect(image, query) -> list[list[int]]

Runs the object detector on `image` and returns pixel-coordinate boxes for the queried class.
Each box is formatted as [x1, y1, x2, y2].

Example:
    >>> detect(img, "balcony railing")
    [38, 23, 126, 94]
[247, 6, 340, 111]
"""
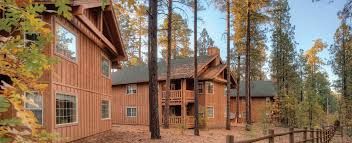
[160, 90, 195, 104]
[161, 90, 182, 99]
[161, 116, 195, 128]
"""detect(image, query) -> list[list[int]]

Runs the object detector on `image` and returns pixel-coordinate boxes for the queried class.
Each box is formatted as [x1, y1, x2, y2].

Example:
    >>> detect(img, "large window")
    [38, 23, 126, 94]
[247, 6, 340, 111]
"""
[55, 23, 77, 61]
[24, 92, 43, 124]
[207, 106, 214, 118]
[126, 84, 137, 95]
[206, 82, 214, 94]
[101, 100, 110, 119]
[56, 93, 77, 125]
[126, 107, 137, 117]
[101, 57, 110, 77]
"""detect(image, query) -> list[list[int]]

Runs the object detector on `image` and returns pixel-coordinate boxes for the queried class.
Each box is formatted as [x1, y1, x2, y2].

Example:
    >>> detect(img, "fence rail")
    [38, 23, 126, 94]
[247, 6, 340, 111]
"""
[226, 126, 337, 143]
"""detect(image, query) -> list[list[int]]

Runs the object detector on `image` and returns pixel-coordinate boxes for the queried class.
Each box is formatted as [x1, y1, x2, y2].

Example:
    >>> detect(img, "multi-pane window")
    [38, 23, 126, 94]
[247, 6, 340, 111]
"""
[24, 92, 43, 124]
[207, 106, 214, 118]
[126, 84, 137, 94]
[102, 57, 110, 77]
[24, 32, 39, 47]
[206, 82, 214, 94]
[55, 23, 77, 61]
[56, 93, 77, 125]
[198, 82, 204, 94]
[126, 107, 137, 117]
[101, 100, 110, 119]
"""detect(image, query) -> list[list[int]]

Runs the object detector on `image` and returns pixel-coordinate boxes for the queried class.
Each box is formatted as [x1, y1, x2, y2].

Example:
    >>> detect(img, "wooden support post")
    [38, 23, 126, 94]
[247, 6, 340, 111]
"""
[269, 129, 274, 143]
[303, 127, 308, 143]
[289, 128, 294, 143]
[310, 128, 315, 143]
[226, 135, 234, 143]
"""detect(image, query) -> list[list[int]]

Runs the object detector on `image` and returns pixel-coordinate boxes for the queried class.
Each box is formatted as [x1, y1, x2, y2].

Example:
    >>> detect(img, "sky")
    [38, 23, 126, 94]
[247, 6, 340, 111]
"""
[178, 0, 346, 84]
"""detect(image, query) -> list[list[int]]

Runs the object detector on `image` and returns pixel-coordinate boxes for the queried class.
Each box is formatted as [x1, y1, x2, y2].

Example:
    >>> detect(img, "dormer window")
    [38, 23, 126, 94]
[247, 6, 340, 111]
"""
[126, 84, 137, 95]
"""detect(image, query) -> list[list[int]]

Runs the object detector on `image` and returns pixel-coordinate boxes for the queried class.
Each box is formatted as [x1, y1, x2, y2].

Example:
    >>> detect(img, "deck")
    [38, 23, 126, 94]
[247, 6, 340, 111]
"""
[160, 90, 194, 105]
[161, 116, 195, 128]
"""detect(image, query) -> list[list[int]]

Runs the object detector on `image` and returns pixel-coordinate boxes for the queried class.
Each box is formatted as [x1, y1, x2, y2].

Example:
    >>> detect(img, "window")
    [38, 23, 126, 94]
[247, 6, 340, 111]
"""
[101, 57, 110, 77]
[24, 32, 39, 47]
[126, 84, 137, 94]
[207, 106, 214, 118]
[170, 83, 176, 90]
[24, 92, 43, 124]
[56, 93, 77, 125]
[206, 82, 214, 94]
[198, 82, 204, 94]
[55, 23, 77, 61]
[126, 107, 137, 117]
[101, 100, 110, 119]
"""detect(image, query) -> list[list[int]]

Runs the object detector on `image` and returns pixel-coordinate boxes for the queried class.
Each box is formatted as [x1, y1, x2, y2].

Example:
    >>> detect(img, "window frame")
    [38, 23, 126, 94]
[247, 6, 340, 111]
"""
[54, 20, 79, 63]
[24, 91, 43, 125]
[101, 55, 111, 78]
[55, 92, 78, 127]
[206, 81, 214, 94]
[101, 100, 111, 120]
[126, 106, 137, 117]
[126, 84, 137, 95]
[198, 82, 204, 94]
[207, 106, 214, 118]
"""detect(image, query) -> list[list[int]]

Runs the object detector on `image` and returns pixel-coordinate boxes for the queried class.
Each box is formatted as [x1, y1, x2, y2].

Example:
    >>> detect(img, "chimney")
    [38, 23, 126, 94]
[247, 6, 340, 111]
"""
[207, 47, 220, 56]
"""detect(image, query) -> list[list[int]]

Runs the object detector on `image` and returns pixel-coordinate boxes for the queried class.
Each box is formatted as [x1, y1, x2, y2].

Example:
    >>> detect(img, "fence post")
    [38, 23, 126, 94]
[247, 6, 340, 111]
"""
[269, 129, 274, 143]
[315, 128, 319, 143]
[310, 128, 315, 143]
[303, 127, 307, 143]
[319, 129, 323, 143]
[226, 135, 234, 143]
[341, 126, 344, 143]
[289, 128, 294, 143]
[322, 127, 326, 143]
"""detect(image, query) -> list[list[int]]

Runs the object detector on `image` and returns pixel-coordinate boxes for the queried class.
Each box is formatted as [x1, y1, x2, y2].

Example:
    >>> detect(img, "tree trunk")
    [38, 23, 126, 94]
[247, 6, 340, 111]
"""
[226, 0, 231, 130]
[138, 17, 142, 63]
[194, 0, 200, 136]
[245, 0, 251, 126]
[236, 55, 240, 123]
[148, 0, 161, 139]
[163, 0, 172, 129]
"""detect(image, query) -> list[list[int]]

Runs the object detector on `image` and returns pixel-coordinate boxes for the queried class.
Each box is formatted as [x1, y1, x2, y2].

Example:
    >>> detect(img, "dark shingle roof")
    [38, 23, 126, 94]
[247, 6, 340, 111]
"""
[112, 55, 216, 85]
[230, 80, 276, 97]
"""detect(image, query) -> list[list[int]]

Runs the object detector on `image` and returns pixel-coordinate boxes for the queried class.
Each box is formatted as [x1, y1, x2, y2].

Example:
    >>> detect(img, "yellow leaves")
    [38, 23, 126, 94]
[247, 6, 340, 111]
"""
[305, 39, 327, 66]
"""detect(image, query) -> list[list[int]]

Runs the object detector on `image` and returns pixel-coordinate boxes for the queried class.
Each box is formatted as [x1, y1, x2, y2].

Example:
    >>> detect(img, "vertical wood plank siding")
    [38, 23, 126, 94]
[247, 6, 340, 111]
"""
[46, 13, 112, 142]
[204, 82, 227, 128]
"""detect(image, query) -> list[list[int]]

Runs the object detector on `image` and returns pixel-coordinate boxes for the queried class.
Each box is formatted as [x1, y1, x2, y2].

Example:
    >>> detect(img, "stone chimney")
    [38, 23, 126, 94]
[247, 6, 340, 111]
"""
[207, 47, 220, 56]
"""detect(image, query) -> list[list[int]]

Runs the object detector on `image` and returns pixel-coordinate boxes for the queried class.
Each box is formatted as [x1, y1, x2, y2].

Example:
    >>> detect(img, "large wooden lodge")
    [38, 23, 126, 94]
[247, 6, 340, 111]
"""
[0, 1, 279, 142]
[111, 47, 237, 128]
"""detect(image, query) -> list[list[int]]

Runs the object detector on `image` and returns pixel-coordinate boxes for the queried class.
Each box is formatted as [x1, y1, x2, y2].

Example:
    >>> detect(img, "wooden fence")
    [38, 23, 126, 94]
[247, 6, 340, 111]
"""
[226, 126, 337, 143]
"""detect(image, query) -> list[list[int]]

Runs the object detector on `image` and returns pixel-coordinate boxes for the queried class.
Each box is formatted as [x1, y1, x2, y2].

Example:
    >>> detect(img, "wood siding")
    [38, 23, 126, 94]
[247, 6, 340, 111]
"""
[43, 13, 113, 142]
[230, 97, 272, 123]
[203, 82, 227, 128]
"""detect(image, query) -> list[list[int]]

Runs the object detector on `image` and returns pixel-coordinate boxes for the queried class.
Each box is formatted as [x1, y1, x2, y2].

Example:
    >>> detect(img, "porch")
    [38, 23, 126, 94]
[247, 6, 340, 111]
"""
[161, 104, 196, 128]
[161, 116, 195, 128]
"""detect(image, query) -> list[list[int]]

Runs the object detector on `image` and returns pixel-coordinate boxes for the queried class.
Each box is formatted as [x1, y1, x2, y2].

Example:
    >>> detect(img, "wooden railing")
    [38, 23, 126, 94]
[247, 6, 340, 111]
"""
[161, 116, 182, 125]
[226, 126, 337, 143]
[161, 90, 182, 100]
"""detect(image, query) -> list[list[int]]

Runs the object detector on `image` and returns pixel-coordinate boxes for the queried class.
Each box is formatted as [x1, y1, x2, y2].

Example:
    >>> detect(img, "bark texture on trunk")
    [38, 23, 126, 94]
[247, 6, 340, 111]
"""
[245, 0, 252, 125]
[163, 0, 172, 129]
[236, 55, 240, 123]
[194, 0, 200, 136]
[148, 0, 161, 139]
[226, 0, 231, 130]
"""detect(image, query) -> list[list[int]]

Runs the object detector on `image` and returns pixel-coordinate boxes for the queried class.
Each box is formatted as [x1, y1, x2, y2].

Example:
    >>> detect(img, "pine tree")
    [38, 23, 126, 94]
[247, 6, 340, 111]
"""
[148, 0, 161, 139]
[159, 13, 192, 59]
[193, 0, 200, 136]
[198, 28, 214, 56]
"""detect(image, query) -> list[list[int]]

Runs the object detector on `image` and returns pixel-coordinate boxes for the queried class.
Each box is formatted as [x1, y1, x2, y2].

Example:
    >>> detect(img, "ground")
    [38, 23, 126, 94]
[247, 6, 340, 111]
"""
[73, 124, 351, 143]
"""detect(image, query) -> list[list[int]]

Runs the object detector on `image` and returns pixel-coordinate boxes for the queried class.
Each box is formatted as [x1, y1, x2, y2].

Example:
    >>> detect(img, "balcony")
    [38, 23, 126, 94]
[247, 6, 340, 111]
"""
[161, 90, 194, 104]
[161, 116, 195, 128]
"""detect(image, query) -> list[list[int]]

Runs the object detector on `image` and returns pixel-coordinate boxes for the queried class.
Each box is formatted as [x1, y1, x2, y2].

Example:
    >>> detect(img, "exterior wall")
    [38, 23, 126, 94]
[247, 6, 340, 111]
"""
[112, 83, 150, 125]
[203, 81, 227, 128]
[42, 14, 113, 142]
[230, 97, 272, 123]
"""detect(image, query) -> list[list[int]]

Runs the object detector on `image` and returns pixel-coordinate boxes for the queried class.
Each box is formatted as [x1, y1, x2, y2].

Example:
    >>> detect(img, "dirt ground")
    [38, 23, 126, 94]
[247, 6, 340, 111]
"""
[73, 124, 351, 143]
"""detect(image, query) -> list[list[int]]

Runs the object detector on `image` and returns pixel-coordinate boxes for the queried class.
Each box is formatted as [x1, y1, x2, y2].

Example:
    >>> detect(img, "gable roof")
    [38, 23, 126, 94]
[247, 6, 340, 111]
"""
[112, 55, 229, 85]
[230, 80, 276, 98]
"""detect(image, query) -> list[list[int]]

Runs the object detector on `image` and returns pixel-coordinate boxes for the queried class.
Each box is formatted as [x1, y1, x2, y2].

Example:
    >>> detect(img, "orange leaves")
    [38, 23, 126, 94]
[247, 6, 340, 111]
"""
[305, 39, 327, 66]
